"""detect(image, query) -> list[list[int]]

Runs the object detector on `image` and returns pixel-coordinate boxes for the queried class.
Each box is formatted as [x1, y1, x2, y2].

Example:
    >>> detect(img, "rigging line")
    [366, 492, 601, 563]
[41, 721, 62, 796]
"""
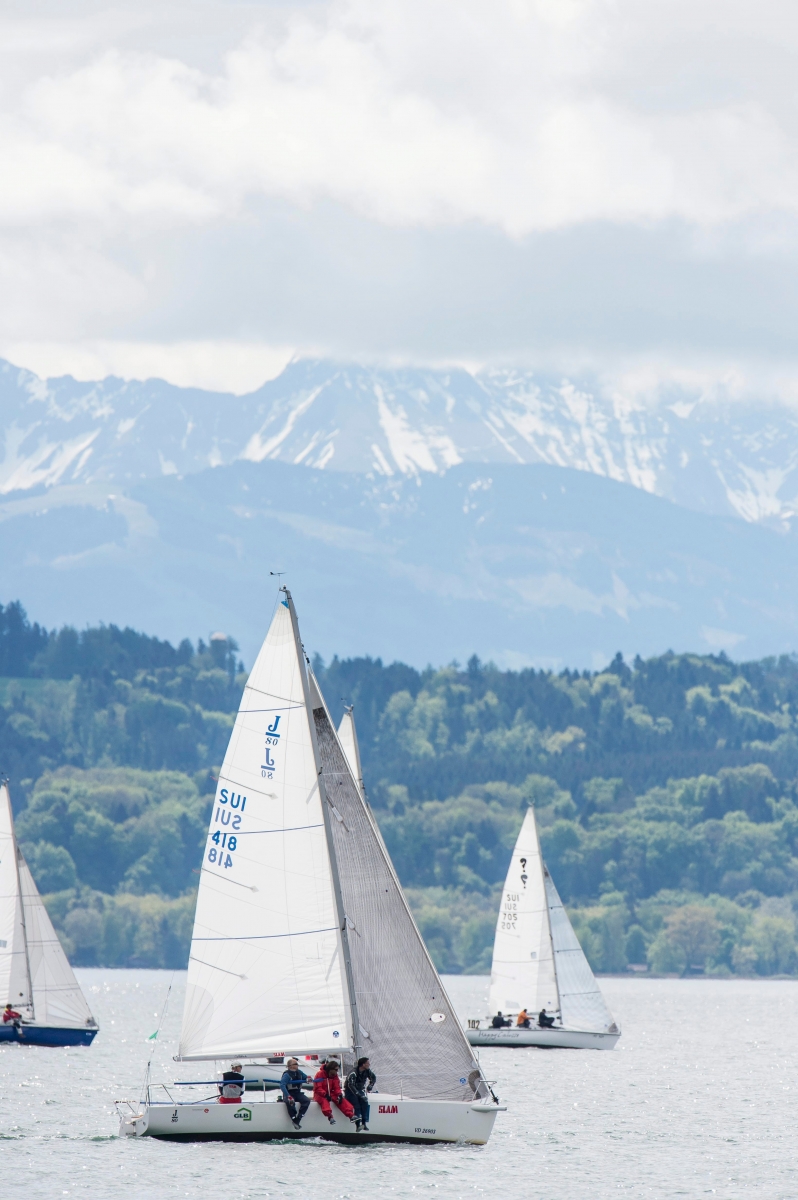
[230, 823, 324, 836]
[189, 957, 247, 979]
[238, 689, 306, 706]
[150, 972, 175, 1043]
[193, 925, 337, 942]
[199, 867, 258, 891]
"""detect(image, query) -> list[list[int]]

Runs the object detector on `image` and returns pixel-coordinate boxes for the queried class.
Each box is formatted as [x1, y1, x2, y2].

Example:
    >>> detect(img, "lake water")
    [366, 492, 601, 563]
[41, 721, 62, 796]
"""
[2, 971, 797, 1200]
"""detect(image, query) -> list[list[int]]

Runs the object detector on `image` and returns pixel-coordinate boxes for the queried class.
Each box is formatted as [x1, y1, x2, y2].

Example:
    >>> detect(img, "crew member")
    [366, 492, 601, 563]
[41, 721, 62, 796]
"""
[538, 1008, 556, 1028]
[280, 1058, 311, 1129]
[218, 1062, 245, 1103]
[516, 1008, 530, 1028]
[345, 1056, 376, 1132]
[2, 1004, 21, 1027]
[312, 1059, 355, 1125]
[491, 1011, 511, 1028]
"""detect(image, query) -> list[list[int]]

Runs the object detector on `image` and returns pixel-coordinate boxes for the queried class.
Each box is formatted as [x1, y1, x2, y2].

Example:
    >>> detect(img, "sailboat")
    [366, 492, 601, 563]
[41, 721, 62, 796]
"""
[337, 706, 364, 797]
[119, 590, 502, 1143]
[0, 782, 99, 1047]
[467, 806, 620, 1049]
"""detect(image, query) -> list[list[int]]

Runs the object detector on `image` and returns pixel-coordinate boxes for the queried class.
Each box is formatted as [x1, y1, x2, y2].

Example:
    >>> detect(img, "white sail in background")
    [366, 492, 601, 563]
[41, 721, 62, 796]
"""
[544, 870, 617, 1033]
[0, 782, 95, 1026]
[488, 807, 559, 1016]
[0, 783, 32, 1012]
[337, 709, 364, 795]
[18, 858, 95, 1027]
[179, 598, 352, 1061]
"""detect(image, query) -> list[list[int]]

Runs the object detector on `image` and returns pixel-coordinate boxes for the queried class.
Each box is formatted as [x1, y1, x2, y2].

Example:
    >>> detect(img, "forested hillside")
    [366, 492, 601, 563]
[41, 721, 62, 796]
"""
[4, 598, 798, 977]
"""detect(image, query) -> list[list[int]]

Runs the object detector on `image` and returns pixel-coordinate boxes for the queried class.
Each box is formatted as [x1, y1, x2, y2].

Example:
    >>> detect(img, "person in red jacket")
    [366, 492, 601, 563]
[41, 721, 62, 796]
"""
[313, 1059, 355, 1125]
[3, 1004, 21, 1025]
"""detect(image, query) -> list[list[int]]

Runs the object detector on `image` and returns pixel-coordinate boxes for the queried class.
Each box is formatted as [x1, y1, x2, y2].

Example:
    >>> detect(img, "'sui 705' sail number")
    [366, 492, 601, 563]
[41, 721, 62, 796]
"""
[500, 892, 519, 931]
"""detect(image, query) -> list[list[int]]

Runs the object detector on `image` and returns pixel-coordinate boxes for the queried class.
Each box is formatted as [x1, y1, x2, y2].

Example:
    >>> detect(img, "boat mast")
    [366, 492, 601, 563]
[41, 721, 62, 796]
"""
[7, 784, 34, 1021]
[283, 589, 363, 1057]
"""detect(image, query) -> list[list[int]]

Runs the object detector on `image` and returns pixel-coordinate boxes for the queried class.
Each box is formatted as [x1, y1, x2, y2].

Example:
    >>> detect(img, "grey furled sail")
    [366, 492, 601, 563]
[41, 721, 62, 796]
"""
[312, 672, 482, 1101]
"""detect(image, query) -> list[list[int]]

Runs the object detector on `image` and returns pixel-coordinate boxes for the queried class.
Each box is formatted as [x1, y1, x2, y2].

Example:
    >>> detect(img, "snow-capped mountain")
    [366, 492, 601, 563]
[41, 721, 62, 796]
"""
[2, 357, 798, 527]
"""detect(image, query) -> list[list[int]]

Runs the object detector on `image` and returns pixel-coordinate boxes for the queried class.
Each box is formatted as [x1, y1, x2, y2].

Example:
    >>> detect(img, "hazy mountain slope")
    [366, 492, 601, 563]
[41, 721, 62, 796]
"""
[3, 357, 798, 526]
[0, 460, 796, 668]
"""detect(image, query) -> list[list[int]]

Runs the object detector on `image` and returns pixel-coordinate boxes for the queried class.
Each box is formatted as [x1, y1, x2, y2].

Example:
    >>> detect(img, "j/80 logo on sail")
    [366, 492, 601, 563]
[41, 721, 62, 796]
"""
[262, 714, 282, 778]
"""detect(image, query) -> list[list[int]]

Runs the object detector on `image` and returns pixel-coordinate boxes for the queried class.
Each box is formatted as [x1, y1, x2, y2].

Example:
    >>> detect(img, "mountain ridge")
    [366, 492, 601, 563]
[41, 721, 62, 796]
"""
[1, 456, 796, 669]
[3, 356, 798, 528]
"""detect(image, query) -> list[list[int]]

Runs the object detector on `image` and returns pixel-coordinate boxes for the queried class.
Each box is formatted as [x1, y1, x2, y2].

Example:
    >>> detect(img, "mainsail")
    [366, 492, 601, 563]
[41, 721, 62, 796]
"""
[0, 783, 32, 1012]
[544, 870, 617, 1033]
[178, 596, 352, 1061]
[0, 782, 95, 1027]
[488, 807, 559, 1016]
[315, 675, 480, 1102]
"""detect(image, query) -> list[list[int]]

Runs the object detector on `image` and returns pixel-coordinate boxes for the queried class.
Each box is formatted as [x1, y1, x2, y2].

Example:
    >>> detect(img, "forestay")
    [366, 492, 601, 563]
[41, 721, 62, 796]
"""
[179, 599, 351, 1061]
[488, 807, 559, 1016]
[314, 675, 481, 1102]
[544, 870, 618, 1033]
[17, 857, 95, 1027]
[0, 783, 31, 1011]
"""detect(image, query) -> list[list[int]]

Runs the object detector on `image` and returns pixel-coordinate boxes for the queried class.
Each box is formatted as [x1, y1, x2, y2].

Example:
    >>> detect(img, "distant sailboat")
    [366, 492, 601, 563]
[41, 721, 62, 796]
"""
[0, 782, 99, 1047]
[467, 806, 620, 1049]
[120, 591, 502, 1143]
[337, 706, 365, 797]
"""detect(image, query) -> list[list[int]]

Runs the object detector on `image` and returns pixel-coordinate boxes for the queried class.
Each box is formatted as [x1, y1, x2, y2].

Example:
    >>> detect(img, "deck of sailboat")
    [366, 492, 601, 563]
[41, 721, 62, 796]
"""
[121, 1092, 501, 1145]
[466, 1023, 620, 1050]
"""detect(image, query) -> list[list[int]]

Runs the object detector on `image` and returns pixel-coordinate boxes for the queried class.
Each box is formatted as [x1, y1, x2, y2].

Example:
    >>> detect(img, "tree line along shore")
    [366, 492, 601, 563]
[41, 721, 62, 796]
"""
[2, 598, 798, 977]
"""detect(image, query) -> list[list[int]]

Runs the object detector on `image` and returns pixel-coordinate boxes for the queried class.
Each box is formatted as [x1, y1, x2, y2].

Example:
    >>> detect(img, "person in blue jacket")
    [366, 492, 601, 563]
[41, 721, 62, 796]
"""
[280, 1058, 311, 1129]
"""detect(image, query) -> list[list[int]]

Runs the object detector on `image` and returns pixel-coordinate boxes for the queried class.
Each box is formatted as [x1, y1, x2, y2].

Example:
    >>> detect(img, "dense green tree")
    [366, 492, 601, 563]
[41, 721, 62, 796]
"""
[5, 599, 798, 973]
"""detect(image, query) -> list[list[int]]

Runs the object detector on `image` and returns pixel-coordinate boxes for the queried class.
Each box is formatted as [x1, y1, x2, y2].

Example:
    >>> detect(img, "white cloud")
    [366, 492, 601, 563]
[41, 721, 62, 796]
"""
[1, 0, 797, 381]
[0, 339, 295, 393]
[3, 0, 798, 237]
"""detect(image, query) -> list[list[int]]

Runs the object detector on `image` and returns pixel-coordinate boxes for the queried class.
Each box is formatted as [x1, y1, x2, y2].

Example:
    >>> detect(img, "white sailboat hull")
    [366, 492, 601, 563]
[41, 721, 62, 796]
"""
[467, 1023, 619, 1050]
[119, 1095, 502, 1145]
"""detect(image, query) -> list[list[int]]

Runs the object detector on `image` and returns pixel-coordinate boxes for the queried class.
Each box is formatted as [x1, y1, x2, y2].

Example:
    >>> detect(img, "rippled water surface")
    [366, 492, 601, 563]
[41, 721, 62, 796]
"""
[2, 971, 798, 1199]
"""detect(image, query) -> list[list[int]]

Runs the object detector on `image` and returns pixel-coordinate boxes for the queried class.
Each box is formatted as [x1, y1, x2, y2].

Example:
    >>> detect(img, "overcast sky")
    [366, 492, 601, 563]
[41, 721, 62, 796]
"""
[1, 0, 797, 392]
